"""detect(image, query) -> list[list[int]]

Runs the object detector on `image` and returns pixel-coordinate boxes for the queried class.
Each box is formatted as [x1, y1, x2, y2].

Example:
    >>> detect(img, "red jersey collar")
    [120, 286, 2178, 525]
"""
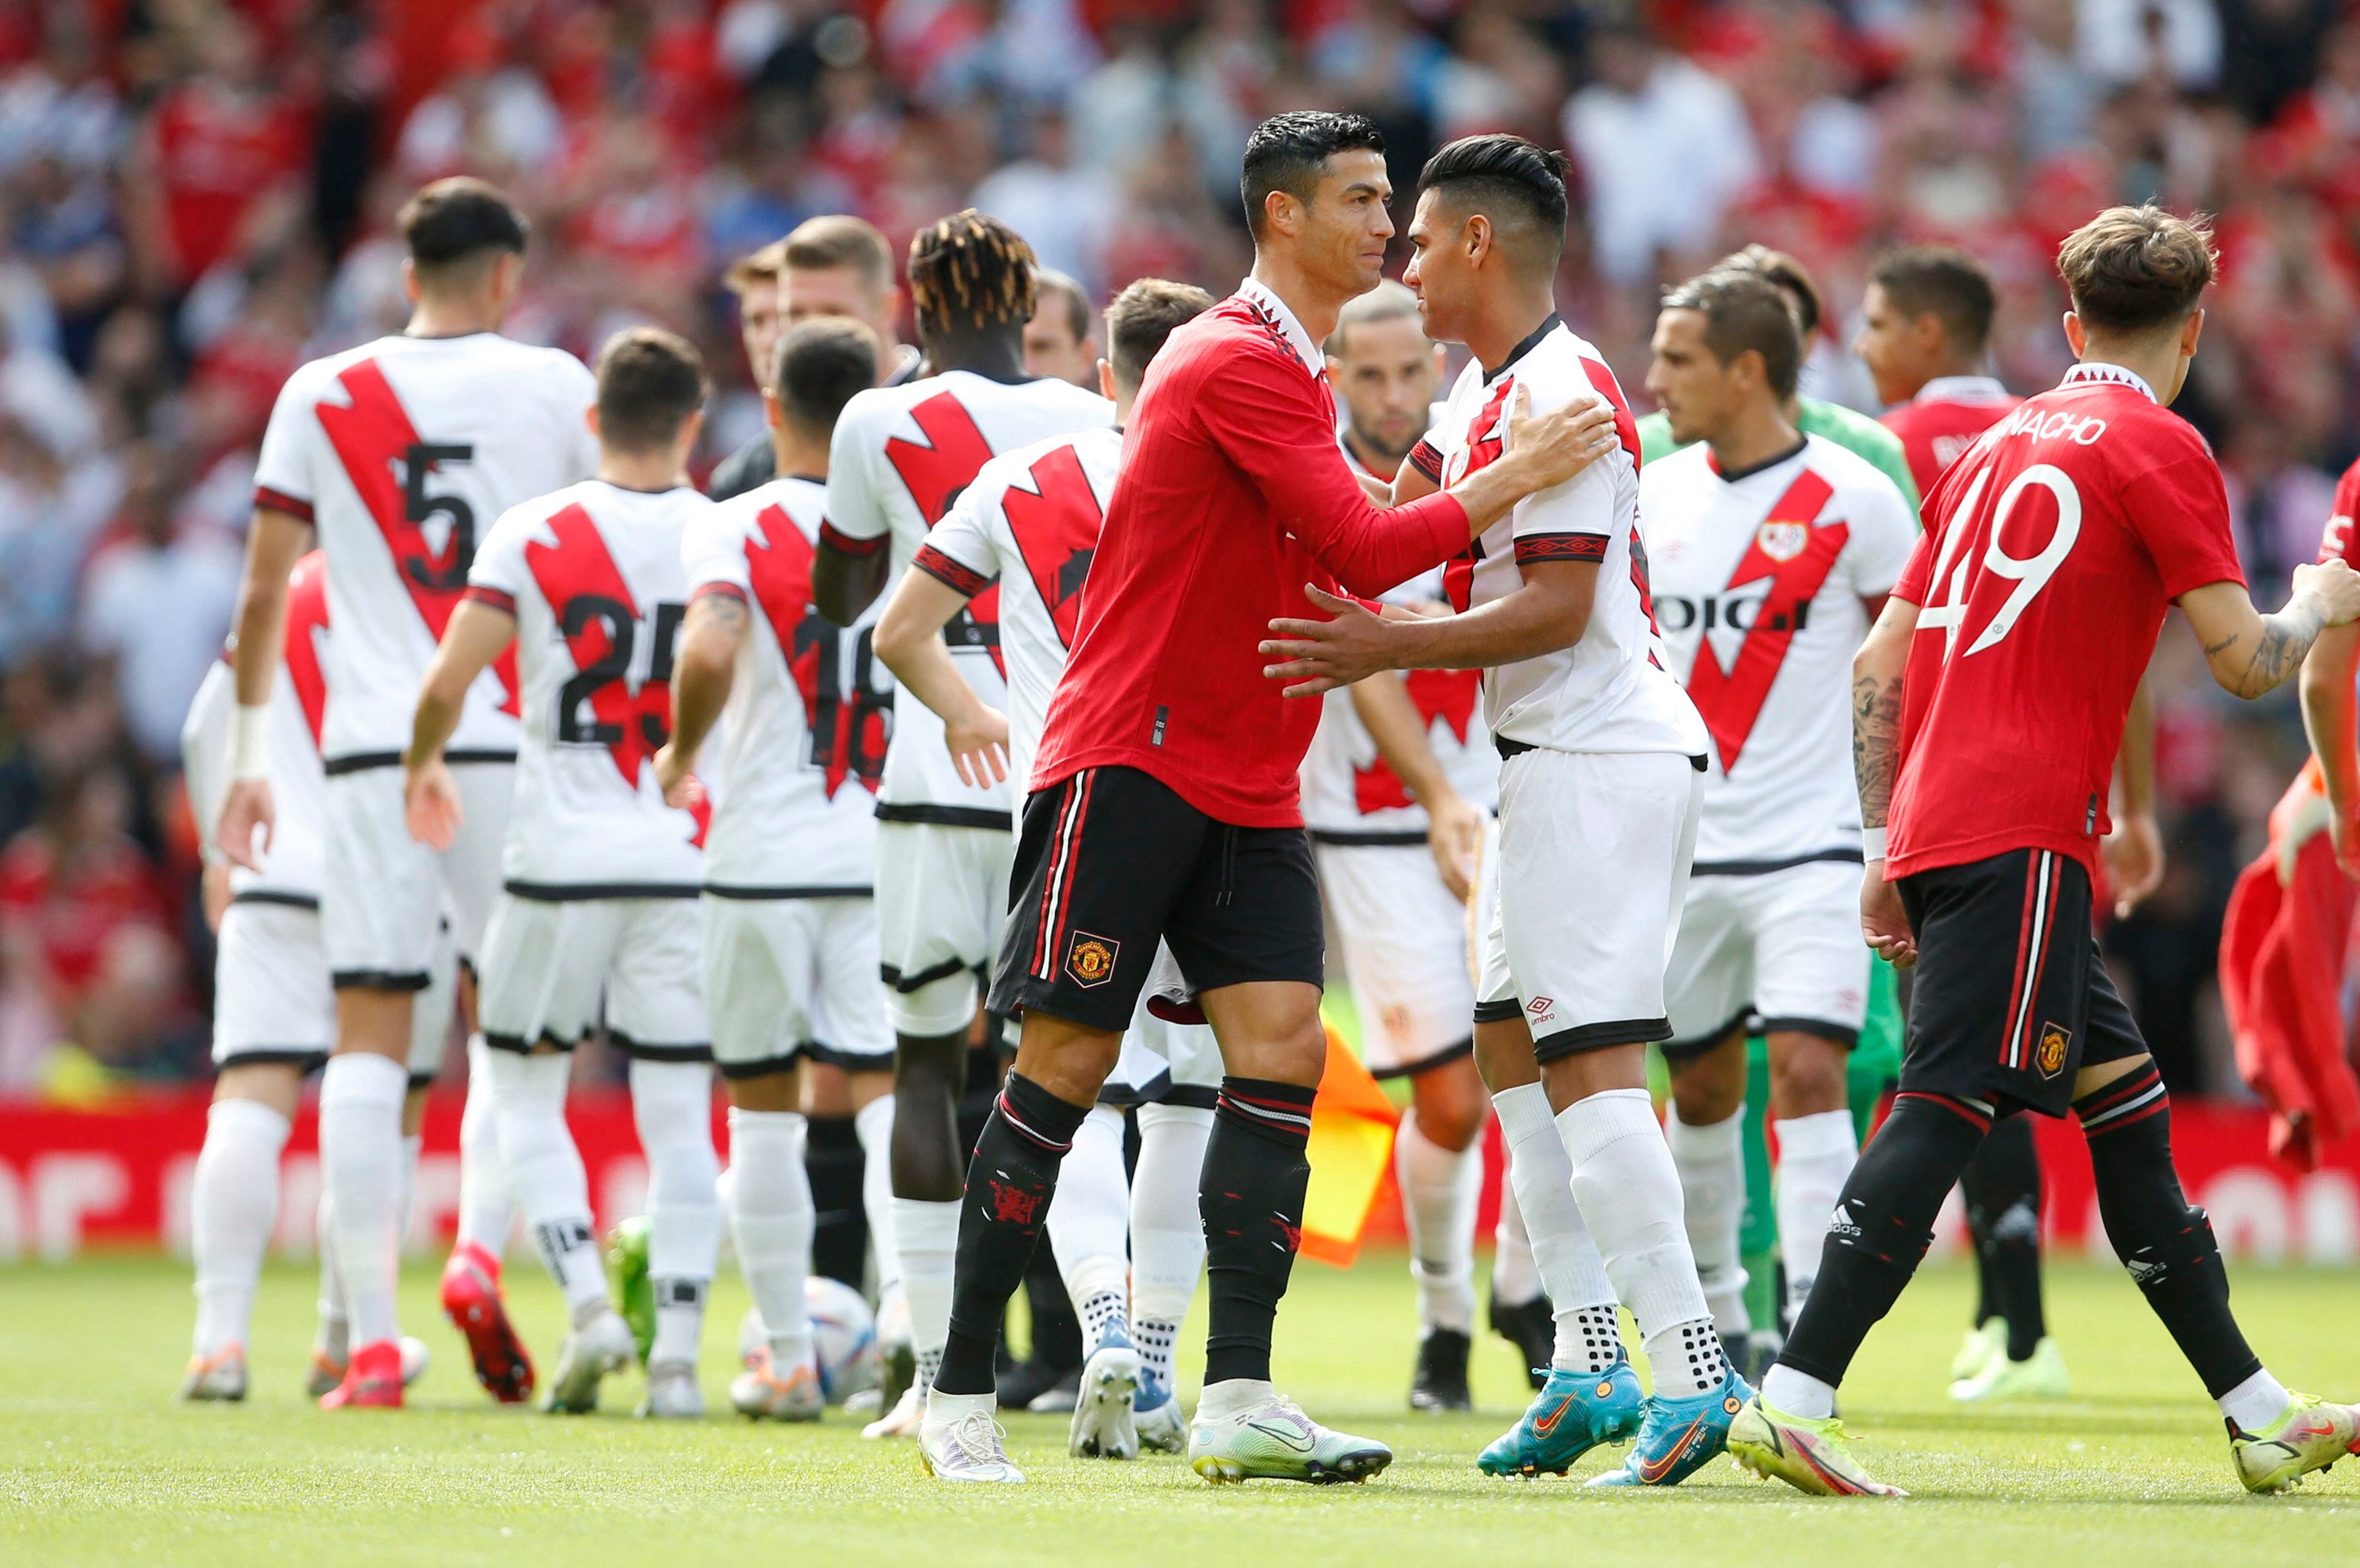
[2059, 361, 2157, 402]
[1237, 276, 1325, 377]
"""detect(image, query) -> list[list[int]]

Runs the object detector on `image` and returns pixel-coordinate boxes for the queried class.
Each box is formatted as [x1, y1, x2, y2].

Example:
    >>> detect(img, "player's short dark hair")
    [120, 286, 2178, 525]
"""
[773, 317, 879, 436]
[1240, 111, 1386, 238]
[781, 214, 896, 298]
[1415, 134, 1568, 273]
[1033, 268, 1092, 343]
[1869, 245, 1999, 356]
[1717, 242, 1823, 340]
[2056, 204, 2217, 335]
[1660, 269, 1802, 402]
[1103, 278, 1214, 391]
[907, 209, 1036, 334]
[399, 177, 529, 275]
[594, 327, 708, 453]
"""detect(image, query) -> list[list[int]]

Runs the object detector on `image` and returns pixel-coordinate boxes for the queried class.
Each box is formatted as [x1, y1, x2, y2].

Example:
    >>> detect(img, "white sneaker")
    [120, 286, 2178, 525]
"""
[921, 1399, 1026, 1483]
[544, 1309, 638, 1414]
[861, 1380, 925, 1439]
[639, 1360, 705, 1419]
[1069, 1336, 1143, 1459]
[1187, 1390, 1392, 1485]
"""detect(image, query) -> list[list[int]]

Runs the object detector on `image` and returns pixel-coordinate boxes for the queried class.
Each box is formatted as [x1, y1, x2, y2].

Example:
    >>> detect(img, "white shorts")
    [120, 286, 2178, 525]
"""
[478, 894, 708, 1061]
[702, 892, 893, 1077]
[1477, 748, 1704, 1062]
[214, 897, 458, 1080]
[1100, 985, 1225, 1108]
[874, 819, 1013, 1038]
[322, 762, 511, 987]
[1317, 829, 1489, 1077]
[1662, 858, 1869, 1055]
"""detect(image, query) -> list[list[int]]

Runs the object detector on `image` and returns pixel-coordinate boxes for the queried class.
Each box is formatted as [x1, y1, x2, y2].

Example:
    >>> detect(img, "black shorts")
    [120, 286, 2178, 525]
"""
[1896, 848, 2144, 1119]
[989, 766, 1324, 1034]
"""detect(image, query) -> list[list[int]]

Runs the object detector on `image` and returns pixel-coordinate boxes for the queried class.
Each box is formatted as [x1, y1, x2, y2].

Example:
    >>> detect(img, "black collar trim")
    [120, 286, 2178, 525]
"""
[1484, 313, 1562, 384]
[1712, 436, 1810, 486]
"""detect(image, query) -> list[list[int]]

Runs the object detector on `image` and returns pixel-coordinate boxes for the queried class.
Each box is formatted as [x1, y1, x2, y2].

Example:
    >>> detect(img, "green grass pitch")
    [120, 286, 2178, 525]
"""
[5, 1252, 2356, 1565]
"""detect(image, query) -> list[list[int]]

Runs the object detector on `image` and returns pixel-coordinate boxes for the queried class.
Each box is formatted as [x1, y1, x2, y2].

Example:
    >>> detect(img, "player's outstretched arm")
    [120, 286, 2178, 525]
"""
[1261, 563, 1598, 696]
[872, 563, 1009, 788]
[1349, 671, 1480, 901]
[2300, 618, 2360, 876]
[403, 599, 515, 851]
[1854, 594, 1918, 967]
[653, 590, 747, 806]
[215, 508, 310, 871]
[2181, 561, 2360, 700]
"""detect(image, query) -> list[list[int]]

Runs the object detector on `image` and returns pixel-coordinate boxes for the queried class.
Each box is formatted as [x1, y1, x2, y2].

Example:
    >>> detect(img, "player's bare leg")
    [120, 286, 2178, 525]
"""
[727, 1061, 825, 1422]
[316, 989, 416, 1410]
[872, 1020, 971, 1437]
[182, 1062, 303, 1401]
[1398, 1051, 1486, 1411]
[919, 1009, 1121, 1481]
[1665, 1026, 1854, 1368]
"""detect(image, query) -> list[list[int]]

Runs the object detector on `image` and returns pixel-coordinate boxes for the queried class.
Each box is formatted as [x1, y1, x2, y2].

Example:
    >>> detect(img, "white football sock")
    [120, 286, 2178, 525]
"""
[852, 1094, 900, 1315]
[1494, 1082, 1618, 1371]
[894, 1196, 961, 1372]
[319, 1052, 409, 1348]
[456, 1033, 514, 1258]
[1772, 1109, 1858, 1320]
[1761, 1362, 1836, 1419]
[1665, 1102, 1751, 1337]
[630, 1058, 721, 1367]
[189, 1097, 290, 1356]
[1048, 1104, 1131, 1342]
[1132, 1101, 1212, 1388]
[727, 1108, 815, 1371]
[400, 1132, 422, 1252]
[1556, 1088, 1725, 1399]
[1492, 1181, 1541, 1305]
[315, 1187, 347, 1361]
[2220, 1367, 2294, 1432]
[1395, 1108, 1481, 1336]
[487, 1048, 608, 1323]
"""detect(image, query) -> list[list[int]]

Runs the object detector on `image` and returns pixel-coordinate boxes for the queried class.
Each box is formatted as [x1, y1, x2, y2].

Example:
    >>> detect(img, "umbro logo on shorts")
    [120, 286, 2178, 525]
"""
[1527, 995, 1556, 1024]
[1066, 931, 1119, 987]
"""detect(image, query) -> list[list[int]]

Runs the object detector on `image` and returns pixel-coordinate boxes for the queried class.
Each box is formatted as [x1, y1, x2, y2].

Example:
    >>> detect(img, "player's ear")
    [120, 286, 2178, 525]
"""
[1097, 358, 1117, 403]
[400, 257, 421, 307]
[585, 405, 602, 443]
[2181, 308, 2205, 358]
[762, 385, 784, 433]
[2061, 310, 2086, 358]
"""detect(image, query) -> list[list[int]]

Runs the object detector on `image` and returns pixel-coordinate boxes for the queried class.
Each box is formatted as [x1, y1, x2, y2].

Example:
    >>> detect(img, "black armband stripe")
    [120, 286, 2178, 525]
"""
[1513, 532, 1609, 565]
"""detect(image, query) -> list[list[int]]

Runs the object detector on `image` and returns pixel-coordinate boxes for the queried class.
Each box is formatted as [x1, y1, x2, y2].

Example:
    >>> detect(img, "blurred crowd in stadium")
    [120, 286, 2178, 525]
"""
[0, 0, 2354, 1099]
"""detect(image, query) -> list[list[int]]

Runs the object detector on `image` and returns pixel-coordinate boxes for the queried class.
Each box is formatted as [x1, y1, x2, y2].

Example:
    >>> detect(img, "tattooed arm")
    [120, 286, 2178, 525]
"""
[654, 588, 749, 802]
[2180, 561, 2360, 701]
[1853, 595, 1920, 966]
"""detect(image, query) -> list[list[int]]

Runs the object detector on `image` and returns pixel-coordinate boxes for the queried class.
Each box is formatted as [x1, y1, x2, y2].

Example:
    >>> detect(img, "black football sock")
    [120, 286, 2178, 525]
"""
[803, 1114, 868, 1288]
[2076, 1063, 2262, 1399]
[934, 1073, 1091, 1397]
[1200, 1077, 1318, 1386]
[1960, 1112, 2047, 1359]
[1779, 1093, 1988, 1388]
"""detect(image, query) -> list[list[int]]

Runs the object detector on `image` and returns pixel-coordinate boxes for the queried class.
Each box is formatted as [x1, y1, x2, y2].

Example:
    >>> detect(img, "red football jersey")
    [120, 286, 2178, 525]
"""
[2318, 455, 2360, 566]
[1879, 374, 2021, 498]
[1886, 363, 2246, 879]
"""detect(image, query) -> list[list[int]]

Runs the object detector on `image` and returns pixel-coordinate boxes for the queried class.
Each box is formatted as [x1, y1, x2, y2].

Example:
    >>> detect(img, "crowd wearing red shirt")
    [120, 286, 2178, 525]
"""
[0, 0, 2357, 1093]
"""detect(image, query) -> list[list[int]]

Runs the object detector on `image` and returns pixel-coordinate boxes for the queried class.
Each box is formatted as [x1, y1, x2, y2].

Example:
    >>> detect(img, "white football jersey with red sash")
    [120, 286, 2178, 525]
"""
[684, 475, 888, 894]
[467, 480, 709, 893]
[1643, 435, 1916, 868]
[252, 332, 599, 764]
[823, 370, 1112, 821]
[1407, 316, 1701, 759]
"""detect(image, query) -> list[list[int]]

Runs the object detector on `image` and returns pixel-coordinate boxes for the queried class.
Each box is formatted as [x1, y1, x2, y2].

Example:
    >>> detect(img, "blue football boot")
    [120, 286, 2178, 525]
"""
[1478, 1358, 1646, 1477]
[1586, 1368, 1752, 1488]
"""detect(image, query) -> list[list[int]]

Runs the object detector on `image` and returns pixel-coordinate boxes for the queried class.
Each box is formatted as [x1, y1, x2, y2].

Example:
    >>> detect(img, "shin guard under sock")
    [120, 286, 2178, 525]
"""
[2076, 1064, 2261, 1398]
[1201, 1077, 1317, 1386]
[936, 1073, 1090, 1396]
[1777, 1093, 1987, 1389]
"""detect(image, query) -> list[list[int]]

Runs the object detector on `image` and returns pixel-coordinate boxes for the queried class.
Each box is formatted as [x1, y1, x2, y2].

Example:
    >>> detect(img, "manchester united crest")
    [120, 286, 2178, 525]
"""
[2037, 1022, 2071, 1079]
[1066, 931, 1119, 988]
[1756, 520, 1808, 562]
